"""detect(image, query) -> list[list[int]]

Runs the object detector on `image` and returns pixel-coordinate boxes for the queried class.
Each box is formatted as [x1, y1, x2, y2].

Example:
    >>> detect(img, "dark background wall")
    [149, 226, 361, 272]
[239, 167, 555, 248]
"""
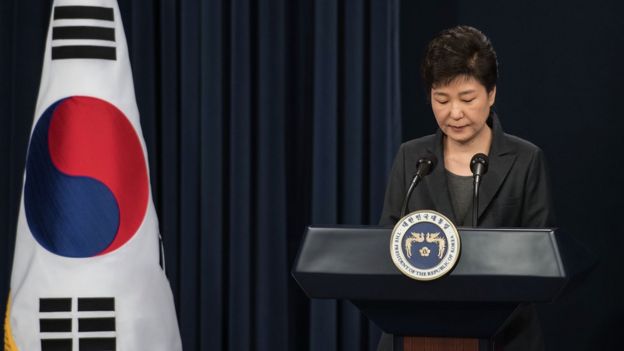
[401, 1, 624, 350]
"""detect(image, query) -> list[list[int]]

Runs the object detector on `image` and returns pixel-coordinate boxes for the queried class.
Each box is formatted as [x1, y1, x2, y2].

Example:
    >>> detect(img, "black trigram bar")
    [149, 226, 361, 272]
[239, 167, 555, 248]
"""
[52, 46, 116, 60]
[78, 318, 116, 332]
[40, 318, 72, 333]
[79, 337, 116, 351]
[53, 26, 115, 41]
[40, 298, 72, 312]
[54, 6, 114, 21]
[41, 338, 72, 351]
[78, 297, 115, 312]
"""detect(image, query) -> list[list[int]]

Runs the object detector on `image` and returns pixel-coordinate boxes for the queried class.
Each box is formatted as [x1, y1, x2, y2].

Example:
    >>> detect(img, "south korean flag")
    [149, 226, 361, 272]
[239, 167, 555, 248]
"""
[4, 1, 182, 350]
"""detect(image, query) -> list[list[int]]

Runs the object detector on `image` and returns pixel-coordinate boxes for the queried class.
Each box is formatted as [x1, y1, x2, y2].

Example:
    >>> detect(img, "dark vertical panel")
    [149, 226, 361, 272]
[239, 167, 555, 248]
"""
[229, 0, 252, 350]
[342, 0, 365, 224]
[157, 0, 180, 310]
[369, 0, 401, 224]
[378, 0, 402, 219]
[311, 0, 338, 225]
[199, 0, 226, 349]
[0, 0, 15, 337]
[310, 1, 338, 351]
[369, 0, 387, 224]
[369, 3, 402, 348]
[340, 1, 367, 350]
[256, 0, 288, 350]
[178, 0, 201, 349]
[285, 1, 315, 350]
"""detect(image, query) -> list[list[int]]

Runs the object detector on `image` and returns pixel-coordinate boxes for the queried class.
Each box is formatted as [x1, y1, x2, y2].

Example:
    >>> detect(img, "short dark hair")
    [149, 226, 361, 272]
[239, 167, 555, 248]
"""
[421, 26, 498, 96]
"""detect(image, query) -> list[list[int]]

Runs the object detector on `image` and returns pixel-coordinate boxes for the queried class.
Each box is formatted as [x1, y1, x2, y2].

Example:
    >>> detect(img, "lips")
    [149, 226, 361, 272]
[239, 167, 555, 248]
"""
[449, 125, 468, 132]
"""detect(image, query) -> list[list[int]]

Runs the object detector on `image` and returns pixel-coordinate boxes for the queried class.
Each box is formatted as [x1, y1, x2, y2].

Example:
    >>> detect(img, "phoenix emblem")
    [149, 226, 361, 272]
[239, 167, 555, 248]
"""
[405, 232, 446, 259]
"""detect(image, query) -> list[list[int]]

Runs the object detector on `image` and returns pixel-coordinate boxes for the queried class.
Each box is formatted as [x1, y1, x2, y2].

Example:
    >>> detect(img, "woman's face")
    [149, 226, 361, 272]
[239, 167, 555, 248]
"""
[430, 76, 496, 145]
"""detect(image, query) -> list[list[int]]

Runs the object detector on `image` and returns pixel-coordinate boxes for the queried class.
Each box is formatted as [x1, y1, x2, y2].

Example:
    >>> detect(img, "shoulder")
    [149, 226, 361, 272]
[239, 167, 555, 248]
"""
[502, 133, 545, 158]
[388, 134, 437, 174]
[501, 133, 548, 173]
[399, 134, 437, 155]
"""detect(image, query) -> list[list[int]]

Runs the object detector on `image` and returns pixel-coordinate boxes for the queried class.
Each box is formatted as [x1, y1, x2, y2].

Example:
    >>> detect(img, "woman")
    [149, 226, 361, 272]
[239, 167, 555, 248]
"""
[378, 26, 554, 350]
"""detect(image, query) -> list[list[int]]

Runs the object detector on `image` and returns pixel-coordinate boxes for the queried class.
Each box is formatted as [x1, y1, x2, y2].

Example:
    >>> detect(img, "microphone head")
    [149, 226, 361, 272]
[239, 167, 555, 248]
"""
[416, 154, 438, 177]
[470, 153, 489, 175]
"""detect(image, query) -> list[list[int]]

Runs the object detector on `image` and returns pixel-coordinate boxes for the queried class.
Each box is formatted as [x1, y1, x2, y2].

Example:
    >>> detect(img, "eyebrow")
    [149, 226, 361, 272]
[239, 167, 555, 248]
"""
[459, 90, 477, 96]
[432, 90, 477, 97]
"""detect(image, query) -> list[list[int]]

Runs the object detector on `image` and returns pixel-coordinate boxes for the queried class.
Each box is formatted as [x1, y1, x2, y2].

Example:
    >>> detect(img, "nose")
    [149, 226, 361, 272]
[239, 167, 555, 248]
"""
[449, 102, 464, 120]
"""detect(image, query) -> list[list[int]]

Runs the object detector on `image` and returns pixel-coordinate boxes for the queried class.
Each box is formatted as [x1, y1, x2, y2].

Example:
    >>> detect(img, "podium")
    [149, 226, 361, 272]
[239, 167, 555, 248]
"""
[292, 226, 581, 350]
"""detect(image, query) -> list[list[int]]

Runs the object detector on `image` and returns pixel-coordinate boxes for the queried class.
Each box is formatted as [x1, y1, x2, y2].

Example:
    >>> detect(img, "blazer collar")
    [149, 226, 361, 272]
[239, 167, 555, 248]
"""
[424, 112, 517, 225]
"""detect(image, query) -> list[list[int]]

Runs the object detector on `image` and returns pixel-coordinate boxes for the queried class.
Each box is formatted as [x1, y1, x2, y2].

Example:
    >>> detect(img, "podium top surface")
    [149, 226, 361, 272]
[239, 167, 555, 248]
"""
[293, 226, 569, 302]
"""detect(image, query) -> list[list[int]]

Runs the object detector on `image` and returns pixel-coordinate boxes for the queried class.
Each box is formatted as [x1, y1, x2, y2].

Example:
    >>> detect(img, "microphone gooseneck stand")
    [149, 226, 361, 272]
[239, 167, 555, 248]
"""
[400, 155, 437, 218]
[470, 153, 489, 227]
[400, 174, 422, 219]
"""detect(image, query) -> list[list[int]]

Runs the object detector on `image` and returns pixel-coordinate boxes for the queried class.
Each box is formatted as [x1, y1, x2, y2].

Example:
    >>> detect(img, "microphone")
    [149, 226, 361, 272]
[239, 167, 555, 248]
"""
[470, 153, 489, 227]
[400, 154, 437, 218]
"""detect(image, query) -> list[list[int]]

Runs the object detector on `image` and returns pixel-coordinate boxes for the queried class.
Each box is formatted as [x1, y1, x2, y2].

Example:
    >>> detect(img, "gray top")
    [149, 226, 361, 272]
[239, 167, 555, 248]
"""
[446, 170, 473, 226]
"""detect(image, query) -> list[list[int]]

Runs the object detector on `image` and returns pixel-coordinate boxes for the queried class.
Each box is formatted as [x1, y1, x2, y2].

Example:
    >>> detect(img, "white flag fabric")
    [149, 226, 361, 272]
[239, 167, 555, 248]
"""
[4, 1, 182, 350]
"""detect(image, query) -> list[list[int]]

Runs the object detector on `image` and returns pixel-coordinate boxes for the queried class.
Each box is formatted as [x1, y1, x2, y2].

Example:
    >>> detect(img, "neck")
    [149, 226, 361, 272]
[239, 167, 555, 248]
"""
[443, 125, 492, 176]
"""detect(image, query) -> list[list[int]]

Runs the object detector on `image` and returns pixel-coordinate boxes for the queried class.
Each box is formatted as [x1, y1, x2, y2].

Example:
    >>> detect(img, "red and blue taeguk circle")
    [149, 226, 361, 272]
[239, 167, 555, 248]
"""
[24, 96, 149, 258]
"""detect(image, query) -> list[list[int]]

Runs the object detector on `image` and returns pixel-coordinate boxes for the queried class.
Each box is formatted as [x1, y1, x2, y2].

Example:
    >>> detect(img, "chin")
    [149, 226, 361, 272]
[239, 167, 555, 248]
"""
[445, 131, 473, 143]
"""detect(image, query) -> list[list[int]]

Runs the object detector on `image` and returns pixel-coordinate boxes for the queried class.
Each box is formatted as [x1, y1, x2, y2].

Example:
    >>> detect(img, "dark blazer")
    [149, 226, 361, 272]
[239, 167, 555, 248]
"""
[377, 113, 554, 351]
[380, 113, 555, 228]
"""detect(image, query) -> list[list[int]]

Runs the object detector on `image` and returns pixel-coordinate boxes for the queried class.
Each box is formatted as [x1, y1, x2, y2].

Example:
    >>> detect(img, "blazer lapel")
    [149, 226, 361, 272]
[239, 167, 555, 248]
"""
[477, 114, 516, 221]
[424, 130, 457, 223]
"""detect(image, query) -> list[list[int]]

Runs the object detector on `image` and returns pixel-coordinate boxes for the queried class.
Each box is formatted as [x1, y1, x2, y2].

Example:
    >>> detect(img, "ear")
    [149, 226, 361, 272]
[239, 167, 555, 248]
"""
[488, 86, 497, 107]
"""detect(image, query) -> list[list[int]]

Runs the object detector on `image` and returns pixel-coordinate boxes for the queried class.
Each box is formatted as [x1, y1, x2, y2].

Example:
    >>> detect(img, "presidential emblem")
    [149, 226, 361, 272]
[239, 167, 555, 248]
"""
[390, 210, 461, 281]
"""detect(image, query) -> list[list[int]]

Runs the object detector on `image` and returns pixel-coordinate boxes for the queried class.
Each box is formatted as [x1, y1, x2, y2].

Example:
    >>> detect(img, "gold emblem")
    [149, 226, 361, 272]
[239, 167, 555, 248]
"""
[405, 232, 446, 259]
